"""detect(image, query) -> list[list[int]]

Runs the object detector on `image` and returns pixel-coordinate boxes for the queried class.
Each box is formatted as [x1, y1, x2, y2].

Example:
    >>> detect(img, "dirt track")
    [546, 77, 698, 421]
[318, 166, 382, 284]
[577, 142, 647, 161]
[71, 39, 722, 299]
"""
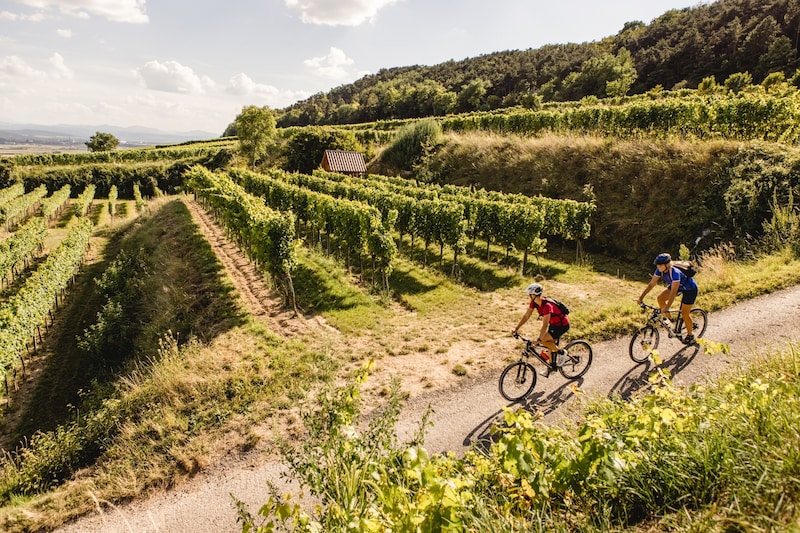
[56, 201, 800, 533]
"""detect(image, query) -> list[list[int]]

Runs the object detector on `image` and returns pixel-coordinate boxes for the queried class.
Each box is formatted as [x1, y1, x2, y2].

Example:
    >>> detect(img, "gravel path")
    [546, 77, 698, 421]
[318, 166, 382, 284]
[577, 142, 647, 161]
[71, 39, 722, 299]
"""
[55, 200, 800, 532]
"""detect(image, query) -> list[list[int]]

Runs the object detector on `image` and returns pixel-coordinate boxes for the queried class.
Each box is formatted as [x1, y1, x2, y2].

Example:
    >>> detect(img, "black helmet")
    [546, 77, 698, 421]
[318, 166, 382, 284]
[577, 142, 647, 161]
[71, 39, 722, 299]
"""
[653, 253, 672, 265]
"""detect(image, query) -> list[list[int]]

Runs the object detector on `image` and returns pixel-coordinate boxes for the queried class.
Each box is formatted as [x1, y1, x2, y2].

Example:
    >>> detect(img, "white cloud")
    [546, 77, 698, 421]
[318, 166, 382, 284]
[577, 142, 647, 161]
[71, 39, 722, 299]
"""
[304, 47, 354, 80]
[13, 0, 148, 23]
[225, 73, 279, 97]
[225, 72, 313, 108]
[56, 28, 74, 37]
[136, 60, 215, 94]
[285, 0, 399, 26]
[0, 10, 45, 21]
[49, 52, 73, 79]
[44, 100, 92, 115]
[0, 55, 48, 82]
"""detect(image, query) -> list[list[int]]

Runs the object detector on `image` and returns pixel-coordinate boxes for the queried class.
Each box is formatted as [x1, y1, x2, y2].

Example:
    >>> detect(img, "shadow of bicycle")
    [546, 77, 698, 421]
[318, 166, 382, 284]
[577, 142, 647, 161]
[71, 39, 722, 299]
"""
[610, 342, 701, 400]
[466, 377, 585, 455]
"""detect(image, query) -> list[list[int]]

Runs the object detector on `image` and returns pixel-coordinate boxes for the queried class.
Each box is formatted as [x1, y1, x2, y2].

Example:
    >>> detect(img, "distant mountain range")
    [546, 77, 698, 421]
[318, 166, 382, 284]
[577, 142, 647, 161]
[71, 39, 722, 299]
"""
[0, 122, 220, 148]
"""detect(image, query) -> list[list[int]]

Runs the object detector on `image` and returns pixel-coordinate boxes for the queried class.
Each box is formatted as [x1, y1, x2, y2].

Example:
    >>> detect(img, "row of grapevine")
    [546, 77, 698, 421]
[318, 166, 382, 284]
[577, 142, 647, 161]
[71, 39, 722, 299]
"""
[0, 216, 47, 286]
[0, 184, 47, 229]
[107, 185, 118, 216]
[185, 166, 300, 310]
[438, 93, 800, 142]
[229, 168, 397, 291]
[317, 169, 594, 242]
[74, 184, 96, 217]
[39, 184, 72, 222]
[4, 142, 235, 168]
[7, 162, 185, 199]
[0, 217, 93, 388]
[253, 168, 467, 271]
[0, 182, 24, 208]
[259, 168, 592, 273]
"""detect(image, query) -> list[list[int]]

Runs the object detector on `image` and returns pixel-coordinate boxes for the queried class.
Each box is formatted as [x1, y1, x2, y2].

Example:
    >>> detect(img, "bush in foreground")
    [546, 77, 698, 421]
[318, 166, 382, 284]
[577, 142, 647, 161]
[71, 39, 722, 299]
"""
[239, 341, 800, 532]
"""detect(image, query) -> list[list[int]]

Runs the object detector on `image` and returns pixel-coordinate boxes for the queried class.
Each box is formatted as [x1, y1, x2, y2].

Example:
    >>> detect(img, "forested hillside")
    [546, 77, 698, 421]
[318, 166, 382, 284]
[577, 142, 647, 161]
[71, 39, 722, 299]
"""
[274, 0, 800, 127]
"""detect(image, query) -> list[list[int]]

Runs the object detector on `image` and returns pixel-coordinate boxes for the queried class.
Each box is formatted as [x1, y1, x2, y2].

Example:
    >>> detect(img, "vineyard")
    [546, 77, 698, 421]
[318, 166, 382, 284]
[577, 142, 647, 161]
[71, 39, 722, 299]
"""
[184, 164, 594, 303]
[0, 182, 94, 397]
[0, 138, 593, 418]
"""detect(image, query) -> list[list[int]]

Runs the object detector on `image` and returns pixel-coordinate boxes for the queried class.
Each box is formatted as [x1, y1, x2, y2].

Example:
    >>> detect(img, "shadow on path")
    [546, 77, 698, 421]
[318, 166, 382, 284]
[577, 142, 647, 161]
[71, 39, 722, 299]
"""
[465, 377, 584, 454]
[610, 342, 701, 400]
[464, 341, 703, 455]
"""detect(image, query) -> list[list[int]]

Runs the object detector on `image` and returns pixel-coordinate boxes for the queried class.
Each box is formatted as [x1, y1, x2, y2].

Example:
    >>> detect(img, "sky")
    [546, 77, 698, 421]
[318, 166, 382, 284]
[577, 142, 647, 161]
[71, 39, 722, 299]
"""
[0, 0, 710, 136]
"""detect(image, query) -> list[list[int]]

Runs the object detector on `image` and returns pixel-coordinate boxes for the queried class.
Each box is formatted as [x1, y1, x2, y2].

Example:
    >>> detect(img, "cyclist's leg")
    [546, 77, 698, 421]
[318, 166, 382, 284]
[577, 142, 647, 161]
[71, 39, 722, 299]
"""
[540, 329, 559, 356]
[680, 289, 698, 337]
[548, 325, 570, 352]
[656, 288, 672, 319]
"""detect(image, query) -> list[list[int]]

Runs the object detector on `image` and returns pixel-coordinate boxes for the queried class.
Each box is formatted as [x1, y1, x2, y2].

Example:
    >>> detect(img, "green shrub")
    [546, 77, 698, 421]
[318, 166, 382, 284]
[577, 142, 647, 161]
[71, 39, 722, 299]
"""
[378, 119, 443, 173]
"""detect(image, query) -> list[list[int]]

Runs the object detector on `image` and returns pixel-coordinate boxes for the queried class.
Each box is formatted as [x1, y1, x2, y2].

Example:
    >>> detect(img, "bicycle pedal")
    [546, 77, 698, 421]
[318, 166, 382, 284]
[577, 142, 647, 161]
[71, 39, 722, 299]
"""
[539, 367, 551, 377]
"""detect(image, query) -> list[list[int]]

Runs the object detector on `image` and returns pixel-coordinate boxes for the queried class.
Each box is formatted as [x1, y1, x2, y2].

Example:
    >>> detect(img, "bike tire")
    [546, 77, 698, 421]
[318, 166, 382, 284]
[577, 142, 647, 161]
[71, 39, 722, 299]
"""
[689, 308, 708, 338]
[558, 340, 593, 379]
[499, 361, 537, 401]
[629, 325, 659, 364]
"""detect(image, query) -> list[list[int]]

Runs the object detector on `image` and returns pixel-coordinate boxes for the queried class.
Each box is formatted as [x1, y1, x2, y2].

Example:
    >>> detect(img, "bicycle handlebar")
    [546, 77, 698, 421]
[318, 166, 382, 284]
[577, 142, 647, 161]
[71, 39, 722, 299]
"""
[638, 301, 661, 313]
[513, 332, 546, 347]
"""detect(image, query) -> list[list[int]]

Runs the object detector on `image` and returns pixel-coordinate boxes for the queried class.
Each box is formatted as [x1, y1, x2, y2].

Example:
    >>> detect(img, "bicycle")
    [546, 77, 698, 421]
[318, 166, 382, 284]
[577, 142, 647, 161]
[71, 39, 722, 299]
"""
[499, 332, 593, 401]
[628, 302, 708, 364]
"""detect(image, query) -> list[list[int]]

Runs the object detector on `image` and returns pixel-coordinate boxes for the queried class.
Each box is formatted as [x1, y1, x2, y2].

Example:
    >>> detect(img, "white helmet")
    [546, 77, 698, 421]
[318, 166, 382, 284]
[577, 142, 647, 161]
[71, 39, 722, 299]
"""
[523, 283, 543, 296]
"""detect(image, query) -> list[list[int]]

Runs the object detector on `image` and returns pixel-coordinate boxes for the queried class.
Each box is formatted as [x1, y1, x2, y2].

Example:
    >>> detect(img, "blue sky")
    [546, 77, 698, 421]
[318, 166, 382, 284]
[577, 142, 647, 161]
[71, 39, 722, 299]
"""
[0, 0, 708, 135]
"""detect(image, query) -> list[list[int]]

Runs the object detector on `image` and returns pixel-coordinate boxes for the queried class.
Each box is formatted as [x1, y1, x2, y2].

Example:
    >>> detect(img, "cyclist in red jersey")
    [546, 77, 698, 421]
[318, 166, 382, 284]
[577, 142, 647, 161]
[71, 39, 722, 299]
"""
[513, 283, 570, 374]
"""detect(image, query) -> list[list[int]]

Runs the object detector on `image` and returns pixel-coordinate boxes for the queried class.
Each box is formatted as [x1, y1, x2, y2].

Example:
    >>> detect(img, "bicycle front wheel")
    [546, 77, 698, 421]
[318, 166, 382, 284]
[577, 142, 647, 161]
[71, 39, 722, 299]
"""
[629, 325, 659, 364]
[499, 361, 537, 401]
[558, 340, 593, 379]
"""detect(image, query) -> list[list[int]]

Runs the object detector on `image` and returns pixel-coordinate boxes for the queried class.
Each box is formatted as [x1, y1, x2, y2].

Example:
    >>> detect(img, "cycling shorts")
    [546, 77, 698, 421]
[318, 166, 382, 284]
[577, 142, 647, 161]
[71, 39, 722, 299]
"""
[680, 288, 698, 306]
[548, 324, 570, 342]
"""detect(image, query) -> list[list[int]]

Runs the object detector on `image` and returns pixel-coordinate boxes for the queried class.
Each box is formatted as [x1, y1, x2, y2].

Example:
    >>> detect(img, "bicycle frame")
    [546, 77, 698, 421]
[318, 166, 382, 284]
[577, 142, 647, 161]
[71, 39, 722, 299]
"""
[642, 303, 687, 340]
[501, 332, 593, 401]
[629, 302, 708, 364]
[515, 333, 558, 370]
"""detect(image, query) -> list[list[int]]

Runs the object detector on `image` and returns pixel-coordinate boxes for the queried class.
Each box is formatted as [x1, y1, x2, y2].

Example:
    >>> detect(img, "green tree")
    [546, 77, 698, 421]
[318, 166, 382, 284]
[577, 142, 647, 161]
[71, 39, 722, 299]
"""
[456, 79, 491, 112]
[85, 132, 119, 152]
[561, 48, 637, 99]
[432, 90, 457, 115]
[234, 105, 276, 168]
[756, 36, 797, 80]
[724, 71, 753, 94]
[697, 75, 719, 95]
[605, 48, 638, 97]
[738, 16, 780, 73]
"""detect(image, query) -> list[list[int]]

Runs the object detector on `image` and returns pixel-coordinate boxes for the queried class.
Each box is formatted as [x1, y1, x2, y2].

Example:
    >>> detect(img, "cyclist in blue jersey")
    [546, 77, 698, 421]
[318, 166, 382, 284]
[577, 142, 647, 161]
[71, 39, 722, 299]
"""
[637, 253, 699, 344]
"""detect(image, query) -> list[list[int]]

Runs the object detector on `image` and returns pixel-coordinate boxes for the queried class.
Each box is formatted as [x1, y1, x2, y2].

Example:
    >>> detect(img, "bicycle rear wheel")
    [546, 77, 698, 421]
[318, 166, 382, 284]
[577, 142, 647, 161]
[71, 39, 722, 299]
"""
[629, 325, 659, 364]
[689, 308, 708, 338]
[558, 340, 593, 379]
[499, 361, 537, 401]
